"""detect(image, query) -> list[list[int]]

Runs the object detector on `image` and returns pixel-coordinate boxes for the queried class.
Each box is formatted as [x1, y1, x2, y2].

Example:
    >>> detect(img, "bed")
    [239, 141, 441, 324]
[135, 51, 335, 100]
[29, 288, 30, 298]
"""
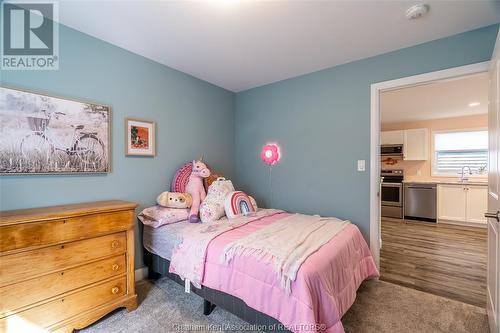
[143, 209, 378, 333]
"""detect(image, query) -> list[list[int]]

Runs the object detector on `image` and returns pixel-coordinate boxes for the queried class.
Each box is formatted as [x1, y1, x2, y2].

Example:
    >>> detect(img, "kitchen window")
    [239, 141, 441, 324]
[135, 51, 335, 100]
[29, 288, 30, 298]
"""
[433, 129, 488, 176]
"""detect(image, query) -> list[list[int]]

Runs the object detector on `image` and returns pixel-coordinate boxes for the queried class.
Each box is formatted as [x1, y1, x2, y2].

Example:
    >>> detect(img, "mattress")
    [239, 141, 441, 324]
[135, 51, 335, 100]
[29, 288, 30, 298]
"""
[143, 216, 230, 260]
[143, 220, 188, 260]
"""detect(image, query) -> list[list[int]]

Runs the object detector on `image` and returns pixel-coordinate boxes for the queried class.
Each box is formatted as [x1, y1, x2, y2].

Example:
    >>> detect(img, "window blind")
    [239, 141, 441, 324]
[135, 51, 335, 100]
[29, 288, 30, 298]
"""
[434, 130, 488, 175]
[435, 150, 488, 174]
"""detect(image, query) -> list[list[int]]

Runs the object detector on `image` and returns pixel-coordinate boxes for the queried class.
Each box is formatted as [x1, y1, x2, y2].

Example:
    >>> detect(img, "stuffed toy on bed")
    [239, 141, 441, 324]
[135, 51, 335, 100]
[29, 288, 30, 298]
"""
[186, 159, 211, 223]
[156, 192, 192, 209]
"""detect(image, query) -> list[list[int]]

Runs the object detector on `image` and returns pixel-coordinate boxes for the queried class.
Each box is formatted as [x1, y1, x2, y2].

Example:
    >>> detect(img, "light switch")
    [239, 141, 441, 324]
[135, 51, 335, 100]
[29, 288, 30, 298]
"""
[357, 160, 366, 172]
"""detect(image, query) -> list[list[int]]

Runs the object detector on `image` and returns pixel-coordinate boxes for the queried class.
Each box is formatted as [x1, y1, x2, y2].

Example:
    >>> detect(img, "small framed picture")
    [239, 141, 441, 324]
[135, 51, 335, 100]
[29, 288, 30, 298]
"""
[125, 118, 155, 157]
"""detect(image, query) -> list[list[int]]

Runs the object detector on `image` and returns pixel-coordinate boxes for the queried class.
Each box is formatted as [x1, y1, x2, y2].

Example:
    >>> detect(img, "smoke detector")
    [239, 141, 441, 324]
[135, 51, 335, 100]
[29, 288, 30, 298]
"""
[406, 4, 429, 20]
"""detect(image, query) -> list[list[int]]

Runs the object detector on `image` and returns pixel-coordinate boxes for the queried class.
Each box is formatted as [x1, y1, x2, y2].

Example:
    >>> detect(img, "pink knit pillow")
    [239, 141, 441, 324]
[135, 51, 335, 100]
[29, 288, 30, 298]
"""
[171, 161, 213, 192]
[171, 162, 192, 193]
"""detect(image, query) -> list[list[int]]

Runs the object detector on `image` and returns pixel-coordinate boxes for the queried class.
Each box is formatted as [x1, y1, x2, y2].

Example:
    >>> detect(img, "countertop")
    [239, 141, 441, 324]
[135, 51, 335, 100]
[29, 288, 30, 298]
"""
[403, 179, 488, 186]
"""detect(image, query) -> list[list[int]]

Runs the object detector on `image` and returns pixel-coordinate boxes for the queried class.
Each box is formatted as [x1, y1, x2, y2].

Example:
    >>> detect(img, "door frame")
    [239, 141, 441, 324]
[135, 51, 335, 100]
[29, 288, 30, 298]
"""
[369, 61, 490, 268]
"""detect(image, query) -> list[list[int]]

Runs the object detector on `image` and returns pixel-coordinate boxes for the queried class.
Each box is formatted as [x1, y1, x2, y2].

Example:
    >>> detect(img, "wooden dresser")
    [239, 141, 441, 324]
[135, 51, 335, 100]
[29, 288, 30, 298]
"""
[0, 200, 138, 333]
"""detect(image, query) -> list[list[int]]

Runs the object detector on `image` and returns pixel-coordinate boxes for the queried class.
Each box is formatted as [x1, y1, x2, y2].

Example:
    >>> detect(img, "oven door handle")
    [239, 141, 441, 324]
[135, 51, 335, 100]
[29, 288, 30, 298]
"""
[382, 183, 403, 187]
[406, 186, 435, 190]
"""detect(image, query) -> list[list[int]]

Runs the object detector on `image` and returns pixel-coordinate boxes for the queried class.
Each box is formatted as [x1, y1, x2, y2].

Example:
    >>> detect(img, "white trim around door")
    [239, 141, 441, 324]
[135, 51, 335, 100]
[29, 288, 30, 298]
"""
[369, 61, 490, 268]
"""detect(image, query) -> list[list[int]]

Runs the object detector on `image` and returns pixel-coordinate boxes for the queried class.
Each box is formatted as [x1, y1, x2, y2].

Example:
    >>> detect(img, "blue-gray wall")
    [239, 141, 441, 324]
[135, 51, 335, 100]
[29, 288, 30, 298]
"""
[1, 22, 498, 267]
[0, 24, 235, 267]
[234, 25, 498, 240]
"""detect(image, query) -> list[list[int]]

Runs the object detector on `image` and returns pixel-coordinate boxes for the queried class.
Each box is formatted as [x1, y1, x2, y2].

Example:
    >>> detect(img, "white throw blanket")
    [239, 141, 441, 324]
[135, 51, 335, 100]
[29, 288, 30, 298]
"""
[169, 209, 284, 288]
[221, 214, 350, 294]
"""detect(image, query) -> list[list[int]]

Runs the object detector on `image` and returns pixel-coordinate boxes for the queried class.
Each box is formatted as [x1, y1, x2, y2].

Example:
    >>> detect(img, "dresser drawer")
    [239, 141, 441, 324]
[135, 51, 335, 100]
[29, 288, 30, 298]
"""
[0, 276, 126, 332]
[0, 254, 126, 316]
[0, 210, 133, 253]
[0, 233, 126, 287]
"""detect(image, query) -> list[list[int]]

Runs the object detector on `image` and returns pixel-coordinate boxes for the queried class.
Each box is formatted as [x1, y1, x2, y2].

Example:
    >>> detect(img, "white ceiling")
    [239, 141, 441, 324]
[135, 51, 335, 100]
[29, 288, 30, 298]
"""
[58, 1, 500, 92]
[380, 72, 489, 124]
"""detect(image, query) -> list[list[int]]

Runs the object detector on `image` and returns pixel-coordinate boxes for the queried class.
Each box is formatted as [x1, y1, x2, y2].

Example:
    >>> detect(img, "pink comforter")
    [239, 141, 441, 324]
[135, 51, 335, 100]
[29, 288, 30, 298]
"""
[201, 212, 379, 333]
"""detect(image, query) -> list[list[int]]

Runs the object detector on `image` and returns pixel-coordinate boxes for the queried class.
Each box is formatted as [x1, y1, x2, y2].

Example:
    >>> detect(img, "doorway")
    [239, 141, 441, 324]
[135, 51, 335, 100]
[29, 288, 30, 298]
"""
[370, 62, 490, 306]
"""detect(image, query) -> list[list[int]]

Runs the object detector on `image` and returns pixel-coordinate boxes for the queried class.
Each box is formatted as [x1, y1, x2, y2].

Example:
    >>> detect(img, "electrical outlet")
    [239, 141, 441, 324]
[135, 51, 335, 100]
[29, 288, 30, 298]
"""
[357, 160, 366, 172]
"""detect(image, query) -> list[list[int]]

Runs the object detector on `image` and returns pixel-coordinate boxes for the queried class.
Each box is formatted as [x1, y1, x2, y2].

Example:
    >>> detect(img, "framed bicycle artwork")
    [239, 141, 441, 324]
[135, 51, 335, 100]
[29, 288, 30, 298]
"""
[125, 118, 155, 157]
[0, 86, 111, 175]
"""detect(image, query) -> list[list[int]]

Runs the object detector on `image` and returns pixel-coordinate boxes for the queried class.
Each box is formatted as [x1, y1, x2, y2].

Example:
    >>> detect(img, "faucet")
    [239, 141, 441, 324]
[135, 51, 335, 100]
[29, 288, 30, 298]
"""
[460, 166, 472, 183]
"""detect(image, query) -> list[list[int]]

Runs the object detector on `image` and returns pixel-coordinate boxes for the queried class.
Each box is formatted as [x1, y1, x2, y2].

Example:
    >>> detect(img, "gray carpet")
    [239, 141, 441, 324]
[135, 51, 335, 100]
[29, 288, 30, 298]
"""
[342, 280, 488, 333]
[80, 278, 488, 333]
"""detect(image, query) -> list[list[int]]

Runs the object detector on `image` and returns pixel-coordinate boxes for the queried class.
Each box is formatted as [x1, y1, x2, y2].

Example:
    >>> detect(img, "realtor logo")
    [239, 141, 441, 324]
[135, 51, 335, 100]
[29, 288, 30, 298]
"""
[1, 1, 59, 70]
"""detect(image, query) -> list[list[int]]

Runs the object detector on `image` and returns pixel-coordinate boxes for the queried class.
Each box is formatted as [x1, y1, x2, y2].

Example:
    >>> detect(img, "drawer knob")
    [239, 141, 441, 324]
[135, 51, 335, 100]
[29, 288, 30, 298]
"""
[111, 286, 120, 294]
[111, 240, 119, 249]
[112, 264, 119, 271]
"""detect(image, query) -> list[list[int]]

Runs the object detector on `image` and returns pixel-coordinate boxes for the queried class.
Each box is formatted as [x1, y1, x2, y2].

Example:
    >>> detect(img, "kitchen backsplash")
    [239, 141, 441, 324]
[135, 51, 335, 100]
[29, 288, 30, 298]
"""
[381, 157, 427, 178]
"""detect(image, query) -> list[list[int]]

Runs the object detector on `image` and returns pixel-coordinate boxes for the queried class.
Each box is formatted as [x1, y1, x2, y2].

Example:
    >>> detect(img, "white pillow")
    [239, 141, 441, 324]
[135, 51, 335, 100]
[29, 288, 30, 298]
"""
[200, 178, 234, 223]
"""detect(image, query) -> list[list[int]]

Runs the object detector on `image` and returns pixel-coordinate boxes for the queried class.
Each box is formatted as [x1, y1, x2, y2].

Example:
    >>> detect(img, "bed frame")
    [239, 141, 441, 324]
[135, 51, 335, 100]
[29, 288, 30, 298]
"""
[144, 250, 291, 333]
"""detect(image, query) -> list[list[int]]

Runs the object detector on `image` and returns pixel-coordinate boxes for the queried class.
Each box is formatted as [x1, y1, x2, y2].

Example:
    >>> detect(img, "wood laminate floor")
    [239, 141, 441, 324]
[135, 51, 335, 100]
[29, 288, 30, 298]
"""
[380, 217, 487, 307]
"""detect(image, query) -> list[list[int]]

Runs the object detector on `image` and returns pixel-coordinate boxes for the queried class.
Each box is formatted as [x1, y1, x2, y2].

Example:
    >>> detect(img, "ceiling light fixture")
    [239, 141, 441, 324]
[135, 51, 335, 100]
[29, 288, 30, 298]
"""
[469, 102, 481, 107]
[406, 4, 429, 20]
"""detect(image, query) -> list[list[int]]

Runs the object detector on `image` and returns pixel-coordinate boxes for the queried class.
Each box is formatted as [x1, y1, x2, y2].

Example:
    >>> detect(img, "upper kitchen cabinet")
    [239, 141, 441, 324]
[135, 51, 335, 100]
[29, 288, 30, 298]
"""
[403, 128, 429, 160]
[380, 130, 404, 145]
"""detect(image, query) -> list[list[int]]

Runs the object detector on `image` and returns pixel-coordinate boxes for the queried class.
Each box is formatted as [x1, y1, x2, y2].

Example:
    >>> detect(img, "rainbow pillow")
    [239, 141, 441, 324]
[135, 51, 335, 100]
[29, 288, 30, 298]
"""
[224, 191, 256, 219]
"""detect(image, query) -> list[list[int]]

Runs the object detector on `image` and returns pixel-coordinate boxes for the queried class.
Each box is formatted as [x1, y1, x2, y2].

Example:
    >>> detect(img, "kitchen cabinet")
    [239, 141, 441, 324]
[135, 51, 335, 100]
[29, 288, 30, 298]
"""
[403, 128, 429, 161]
[438, 184, 467, 222]
[438, 184, 487, 225]
[380, 128, 428, 160]
[381, 130, 404, 145]
[466, 185, 488, 223]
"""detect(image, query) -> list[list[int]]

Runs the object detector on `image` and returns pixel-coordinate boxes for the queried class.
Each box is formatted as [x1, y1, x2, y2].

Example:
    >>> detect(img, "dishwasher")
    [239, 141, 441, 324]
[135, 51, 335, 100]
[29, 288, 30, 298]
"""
[404, 183, 437, 222]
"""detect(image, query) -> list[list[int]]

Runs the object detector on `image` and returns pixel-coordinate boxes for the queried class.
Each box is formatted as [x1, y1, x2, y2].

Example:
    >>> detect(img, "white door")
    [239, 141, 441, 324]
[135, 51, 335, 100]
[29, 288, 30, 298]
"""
[438, 184, 467, 222]
[487, 29, 500, 333]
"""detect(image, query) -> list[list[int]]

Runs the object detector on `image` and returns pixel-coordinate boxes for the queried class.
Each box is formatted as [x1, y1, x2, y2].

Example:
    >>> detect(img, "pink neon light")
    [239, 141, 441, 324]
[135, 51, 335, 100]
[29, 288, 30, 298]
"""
[261, 143, 280, 166]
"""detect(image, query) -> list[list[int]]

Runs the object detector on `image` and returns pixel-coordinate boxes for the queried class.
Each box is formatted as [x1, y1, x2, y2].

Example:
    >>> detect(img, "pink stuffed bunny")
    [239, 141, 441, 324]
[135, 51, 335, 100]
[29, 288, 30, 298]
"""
[185, 159, 211, 223]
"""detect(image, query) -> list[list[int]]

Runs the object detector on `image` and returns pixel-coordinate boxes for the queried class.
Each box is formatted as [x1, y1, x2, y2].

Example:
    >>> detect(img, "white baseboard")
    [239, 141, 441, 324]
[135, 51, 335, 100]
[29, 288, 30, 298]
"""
[135, 266, 148, 282]
[438, 219, 487, 228]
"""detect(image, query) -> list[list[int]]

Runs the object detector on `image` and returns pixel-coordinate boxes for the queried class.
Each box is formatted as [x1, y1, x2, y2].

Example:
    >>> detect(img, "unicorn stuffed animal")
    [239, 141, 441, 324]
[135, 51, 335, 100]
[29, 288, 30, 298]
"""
[186, 159, 211, 223]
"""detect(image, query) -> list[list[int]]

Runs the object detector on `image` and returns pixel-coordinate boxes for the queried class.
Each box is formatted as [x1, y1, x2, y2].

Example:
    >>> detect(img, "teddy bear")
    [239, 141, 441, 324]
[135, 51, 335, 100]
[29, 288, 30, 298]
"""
[156, 192, 193, 209]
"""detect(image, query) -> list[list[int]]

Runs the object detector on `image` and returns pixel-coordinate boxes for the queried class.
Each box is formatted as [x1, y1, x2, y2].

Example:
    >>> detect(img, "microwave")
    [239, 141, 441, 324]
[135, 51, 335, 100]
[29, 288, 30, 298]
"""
[381, 144, 403, 156]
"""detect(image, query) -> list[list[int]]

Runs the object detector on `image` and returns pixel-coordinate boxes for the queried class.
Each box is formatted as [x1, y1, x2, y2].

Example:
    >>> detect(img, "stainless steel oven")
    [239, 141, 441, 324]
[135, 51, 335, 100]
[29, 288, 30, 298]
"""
[381, 182, 403, 206]
[381, 170, 404, 218]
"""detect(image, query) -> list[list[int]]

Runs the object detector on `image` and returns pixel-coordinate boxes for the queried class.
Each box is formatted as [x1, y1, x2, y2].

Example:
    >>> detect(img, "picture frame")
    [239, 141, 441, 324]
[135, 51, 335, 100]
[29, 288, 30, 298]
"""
[125, 118, 156, 157]
[0, 85, 111, 175]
